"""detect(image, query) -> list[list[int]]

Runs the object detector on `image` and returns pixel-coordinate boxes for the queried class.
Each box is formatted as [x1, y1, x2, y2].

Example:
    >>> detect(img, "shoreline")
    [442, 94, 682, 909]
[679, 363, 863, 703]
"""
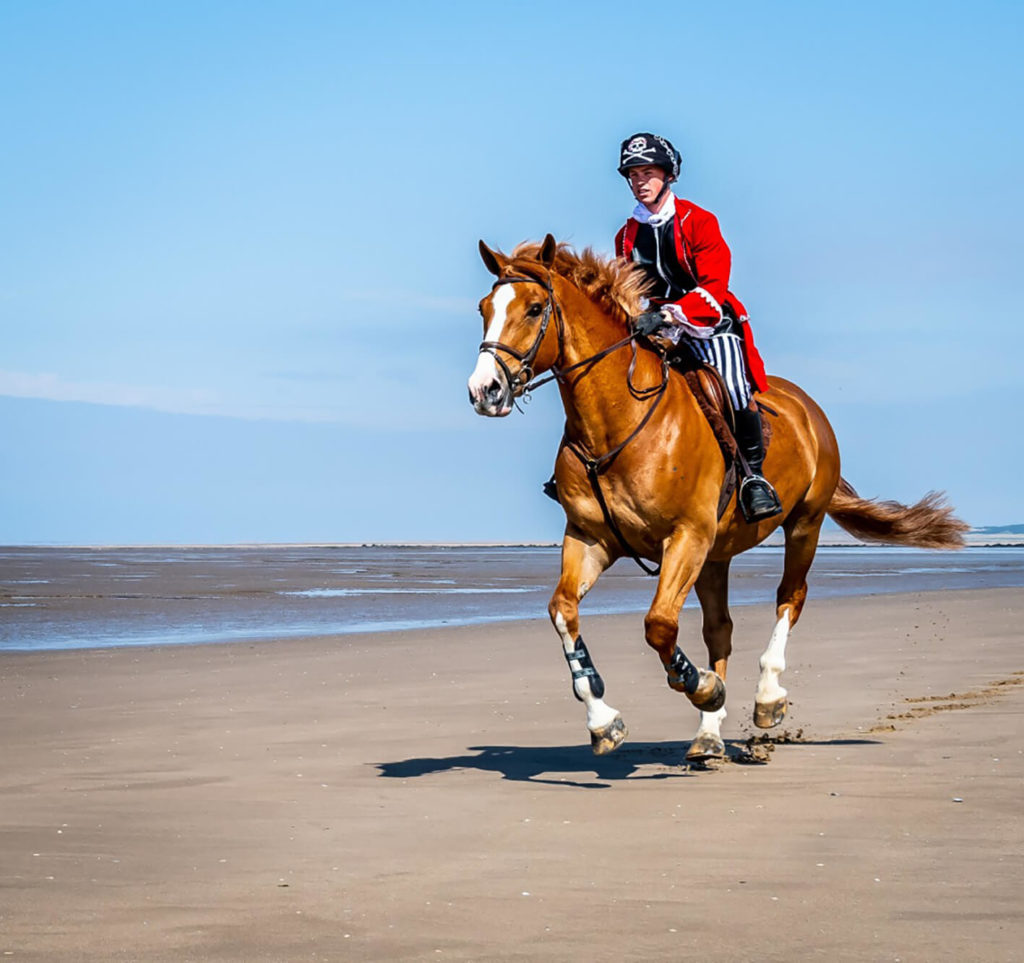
[3, 575, 1024, 656]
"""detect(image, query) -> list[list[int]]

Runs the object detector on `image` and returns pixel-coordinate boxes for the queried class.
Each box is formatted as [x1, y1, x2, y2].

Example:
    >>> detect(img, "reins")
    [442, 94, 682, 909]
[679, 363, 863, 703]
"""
[478, 273, 669, 575]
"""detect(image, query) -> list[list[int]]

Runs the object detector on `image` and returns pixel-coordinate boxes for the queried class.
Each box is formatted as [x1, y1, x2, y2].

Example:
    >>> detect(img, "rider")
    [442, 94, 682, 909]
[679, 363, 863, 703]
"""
[615, 132, 782, 523]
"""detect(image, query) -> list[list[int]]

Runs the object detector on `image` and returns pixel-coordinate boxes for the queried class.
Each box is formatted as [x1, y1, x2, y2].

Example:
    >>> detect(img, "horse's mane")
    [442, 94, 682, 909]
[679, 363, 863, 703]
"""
[508, 241, 653, 326]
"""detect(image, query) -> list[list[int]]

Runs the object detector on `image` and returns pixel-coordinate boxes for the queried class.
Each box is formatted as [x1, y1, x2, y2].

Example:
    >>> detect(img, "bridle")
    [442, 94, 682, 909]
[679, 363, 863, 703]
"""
[476, 271, 670, 575]
[477, 273, 565, 411]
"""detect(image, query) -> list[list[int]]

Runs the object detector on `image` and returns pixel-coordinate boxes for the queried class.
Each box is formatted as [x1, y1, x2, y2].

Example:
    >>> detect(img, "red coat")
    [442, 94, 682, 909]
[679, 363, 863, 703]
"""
[615, 197, 768, 393]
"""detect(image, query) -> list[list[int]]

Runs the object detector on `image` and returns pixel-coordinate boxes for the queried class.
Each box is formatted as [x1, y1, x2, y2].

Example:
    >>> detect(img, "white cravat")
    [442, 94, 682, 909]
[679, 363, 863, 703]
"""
[631, 191, 676, 227]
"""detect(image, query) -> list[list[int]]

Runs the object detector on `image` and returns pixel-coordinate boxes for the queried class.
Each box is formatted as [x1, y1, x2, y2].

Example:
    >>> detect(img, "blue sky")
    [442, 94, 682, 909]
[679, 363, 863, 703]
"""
[1, 1, 1022, 543]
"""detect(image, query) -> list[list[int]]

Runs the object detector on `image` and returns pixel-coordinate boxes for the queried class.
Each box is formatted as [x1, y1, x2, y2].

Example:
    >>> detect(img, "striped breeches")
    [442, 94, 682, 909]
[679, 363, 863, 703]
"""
[684, 333, 753, 410]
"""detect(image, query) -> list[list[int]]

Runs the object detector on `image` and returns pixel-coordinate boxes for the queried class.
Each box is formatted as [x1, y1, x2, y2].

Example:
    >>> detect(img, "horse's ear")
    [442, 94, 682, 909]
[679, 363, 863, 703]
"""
[479, 240, 505, 277]
[538, 233, 558, 267]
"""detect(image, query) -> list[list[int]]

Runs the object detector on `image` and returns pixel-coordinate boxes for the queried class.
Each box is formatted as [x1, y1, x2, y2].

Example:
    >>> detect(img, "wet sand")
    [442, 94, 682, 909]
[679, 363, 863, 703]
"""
[1, 587, 1022, 961]
[5, 544, 1023, 652]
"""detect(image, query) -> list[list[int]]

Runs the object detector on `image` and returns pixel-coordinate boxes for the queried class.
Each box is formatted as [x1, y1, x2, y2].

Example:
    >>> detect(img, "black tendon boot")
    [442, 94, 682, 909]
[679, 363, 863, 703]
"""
[734, 405, 783, 523]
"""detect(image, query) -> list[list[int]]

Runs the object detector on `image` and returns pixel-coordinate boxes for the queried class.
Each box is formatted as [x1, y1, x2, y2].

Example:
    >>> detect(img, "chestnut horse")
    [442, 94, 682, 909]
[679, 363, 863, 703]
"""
[467, 235, 967, 760]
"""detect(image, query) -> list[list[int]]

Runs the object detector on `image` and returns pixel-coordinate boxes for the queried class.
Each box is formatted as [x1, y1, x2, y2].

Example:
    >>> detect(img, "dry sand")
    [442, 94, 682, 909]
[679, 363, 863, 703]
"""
[1, 587, 1022, 961]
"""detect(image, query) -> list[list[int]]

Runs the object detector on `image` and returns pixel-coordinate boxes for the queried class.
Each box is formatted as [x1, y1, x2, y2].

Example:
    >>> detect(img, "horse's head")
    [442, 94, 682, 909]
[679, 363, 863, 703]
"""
[467, 234, 563, 417]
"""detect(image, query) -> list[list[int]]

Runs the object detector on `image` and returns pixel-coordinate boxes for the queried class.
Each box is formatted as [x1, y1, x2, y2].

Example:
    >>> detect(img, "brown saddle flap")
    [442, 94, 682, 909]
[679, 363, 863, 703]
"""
[683, 368, 738, 460]
[680, 365, 774, 518]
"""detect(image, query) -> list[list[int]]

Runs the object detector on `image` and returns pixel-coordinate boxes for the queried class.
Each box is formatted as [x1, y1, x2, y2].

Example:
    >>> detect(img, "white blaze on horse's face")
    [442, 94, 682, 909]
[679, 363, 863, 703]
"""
[468, 283, 517, 417]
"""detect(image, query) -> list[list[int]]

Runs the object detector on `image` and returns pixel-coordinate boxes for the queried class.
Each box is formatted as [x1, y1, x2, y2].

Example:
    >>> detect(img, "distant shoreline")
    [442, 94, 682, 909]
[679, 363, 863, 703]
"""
[3, 536, 1024, 550]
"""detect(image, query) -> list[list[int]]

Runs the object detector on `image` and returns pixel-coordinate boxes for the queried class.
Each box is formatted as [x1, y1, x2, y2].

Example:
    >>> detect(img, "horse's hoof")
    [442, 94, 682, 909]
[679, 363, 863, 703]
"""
[753, 697, 787, 729]
[686, 732, 725, 761]
[687, 669, 726, 713]
[590, 716, 628, 755]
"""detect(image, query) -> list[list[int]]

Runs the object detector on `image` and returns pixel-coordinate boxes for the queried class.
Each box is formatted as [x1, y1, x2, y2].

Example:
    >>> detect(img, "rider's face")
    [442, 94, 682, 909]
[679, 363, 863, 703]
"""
[627, 165, 670, 211]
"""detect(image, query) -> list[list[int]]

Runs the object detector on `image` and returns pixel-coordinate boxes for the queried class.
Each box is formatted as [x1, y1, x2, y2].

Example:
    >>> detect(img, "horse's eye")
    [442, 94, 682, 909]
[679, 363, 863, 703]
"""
[527, 303, 544, 317]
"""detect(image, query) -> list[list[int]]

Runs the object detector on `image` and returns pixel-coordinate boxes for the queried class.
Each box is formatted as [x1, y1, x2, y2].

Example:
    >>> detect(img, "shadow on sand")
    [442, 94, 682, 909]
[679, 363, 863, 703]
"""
[376, 737, 880, 789]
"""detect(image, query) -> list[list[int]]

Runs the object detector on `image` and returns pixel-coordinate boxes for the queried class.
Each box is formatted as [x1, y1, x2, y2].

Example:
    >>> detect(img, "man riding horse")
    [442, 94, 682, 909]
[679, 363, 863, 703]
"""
[469, 191, 966, 759]
[468, 139, 962, 758]
[615, 132, 782, 523]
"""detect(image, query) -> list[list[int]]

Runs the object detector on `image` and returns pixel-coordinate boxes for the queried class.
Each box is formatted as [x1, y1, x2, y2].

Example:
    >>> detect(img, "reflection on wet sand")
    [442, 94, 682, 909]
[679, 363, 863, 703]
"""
[1, 544, 1023, 652]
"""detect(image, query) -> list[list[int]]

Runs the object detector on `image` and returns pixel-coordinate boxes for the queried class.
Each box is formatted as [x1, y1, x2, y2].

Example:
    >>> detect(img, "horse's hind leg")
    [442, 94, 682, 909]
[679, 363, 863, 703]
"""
[754, 507, 825, 728]
[548, 527, 623, 754]
[687, 559, 733, 760]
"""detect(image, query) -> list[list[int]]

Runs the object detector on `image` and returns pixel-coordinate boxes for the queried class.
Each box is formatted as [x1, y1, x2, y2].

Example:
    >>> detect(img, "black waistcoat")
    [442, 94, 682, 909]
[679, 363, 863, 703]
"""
[630, 220, 697, 303]
[630, 220, 739, 331]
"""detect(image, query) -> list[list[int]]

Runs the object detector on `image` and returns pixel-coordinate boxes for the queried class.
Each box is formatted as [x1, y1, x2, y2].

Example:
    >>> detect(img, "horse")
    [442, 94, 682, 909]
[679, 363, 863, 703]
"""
[467, 234, 968, 761]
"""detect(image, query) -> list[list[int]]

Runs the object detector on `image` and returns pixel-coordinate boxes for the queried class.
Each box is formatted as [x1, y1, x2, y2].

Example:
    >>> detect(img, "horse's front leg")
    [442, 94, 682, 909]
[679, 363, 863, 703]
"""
[547, 527, 622, 754]
[645, 527, 726, 713]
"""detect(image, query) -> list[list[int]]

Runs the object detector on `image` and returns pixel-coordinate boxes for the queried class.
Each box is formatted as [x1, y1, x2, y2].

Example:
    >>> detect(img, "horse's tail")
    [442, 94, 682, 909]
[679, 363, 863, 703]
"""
[826, 477, 969, 549]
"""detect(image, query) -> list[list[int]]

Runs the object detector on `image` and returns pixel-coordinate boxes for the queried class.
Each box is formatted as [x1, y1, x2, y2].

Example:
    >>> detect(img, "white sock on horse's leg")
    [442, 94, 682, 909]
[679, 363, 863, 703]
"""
[695, 705, 727, 740]
[554, 612, 620, 731]
[686, 705, 728, 760]
[756, 612, 790, 705]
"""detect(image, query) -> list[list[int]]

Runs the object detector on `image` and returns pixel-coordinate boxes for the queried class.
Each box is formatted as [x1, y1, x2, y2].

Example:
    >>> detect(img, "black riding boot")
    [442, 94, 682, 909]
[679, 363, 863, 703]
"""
[542, 474, 560, 503]
[734, 405, 782, 523]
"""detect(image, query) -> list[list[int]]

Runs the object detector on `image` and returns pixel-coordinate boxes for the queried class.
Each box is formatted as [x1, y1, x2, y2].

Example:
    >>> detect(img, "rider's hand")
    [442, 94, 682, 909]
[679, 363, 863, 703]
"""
[631, 310, 667, 337]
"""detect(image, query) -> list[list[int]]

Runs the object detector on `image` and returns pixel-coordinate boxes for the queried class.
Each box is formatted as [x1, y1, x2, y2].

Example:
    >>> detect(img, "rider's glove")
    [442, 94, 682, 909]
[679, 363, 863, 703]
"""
[631, 310, 667, 337]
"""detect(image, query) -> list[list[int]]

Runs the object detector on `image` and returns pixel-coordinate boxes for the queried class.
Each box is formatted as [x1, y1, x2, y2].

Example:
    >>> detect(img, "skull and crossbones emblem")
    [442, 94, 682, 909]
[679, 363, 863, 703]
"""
[625, 136, 654, 161]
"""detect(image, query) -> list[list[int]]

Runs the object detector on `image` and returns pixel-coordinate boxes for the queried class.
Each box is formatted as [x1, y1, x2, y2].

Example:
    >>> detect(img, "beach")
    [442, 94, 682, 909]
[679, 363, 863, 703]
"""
[1, 584, 1022, 961]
